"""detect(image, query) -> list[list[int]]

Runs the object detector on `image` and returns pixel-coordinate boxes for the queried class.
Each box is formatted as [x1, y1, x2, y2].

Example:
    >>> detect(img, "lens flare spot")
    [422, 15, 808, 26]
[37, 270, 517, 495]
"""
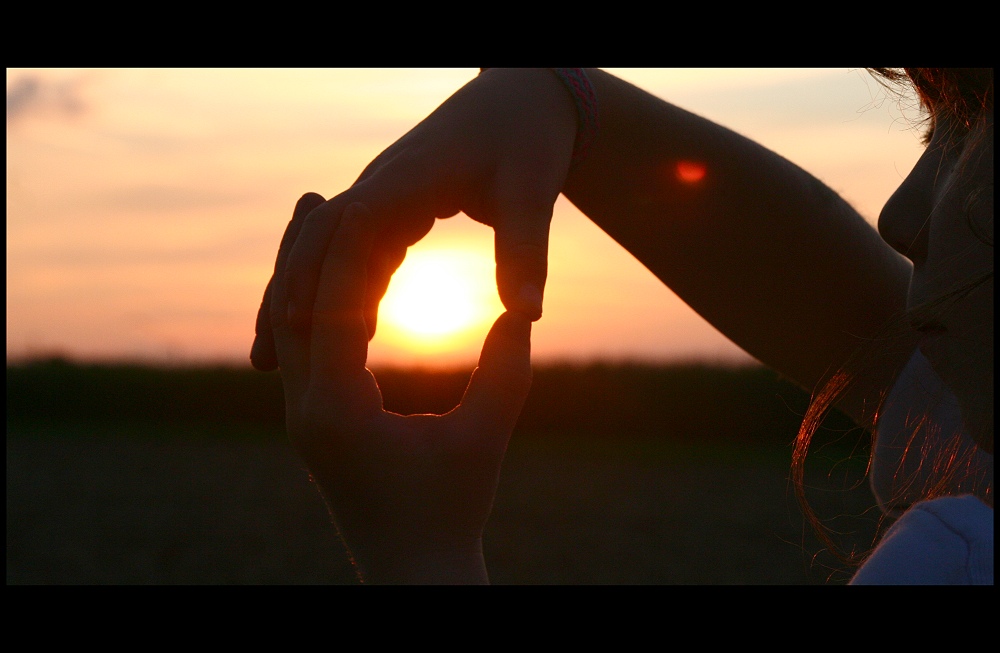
[676, 160, 706, 183]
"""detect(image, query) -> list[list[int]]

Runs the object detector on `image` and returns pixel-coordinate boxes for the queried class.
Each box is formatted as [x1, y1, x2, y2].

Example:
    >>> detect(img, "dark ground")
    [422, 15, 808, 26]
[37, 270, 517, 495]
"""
[6, 361, 884, 584]
[7, 421, 882, 585]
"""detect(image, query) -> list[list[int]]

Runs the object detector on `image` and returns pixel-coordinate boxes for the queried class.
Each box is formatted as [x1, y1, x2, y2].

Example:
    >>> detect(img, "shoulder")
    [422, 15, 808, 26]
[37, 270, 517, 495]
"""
[851, 495, 993, 585]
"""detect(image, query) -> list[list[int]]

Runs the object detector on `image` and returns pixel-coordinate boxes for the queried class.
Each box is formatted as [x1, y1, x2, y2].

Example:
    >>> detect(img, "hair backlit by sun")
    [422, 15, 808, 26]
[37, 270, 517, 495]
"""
[377, 248, 503, 353]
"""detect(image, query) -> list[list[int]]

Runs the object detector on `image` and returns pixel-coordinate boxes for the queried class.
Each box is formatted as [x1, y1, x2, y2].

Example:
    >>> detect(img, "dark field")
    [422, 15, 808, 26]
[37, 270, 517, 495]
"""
[7, 359, 883, 584]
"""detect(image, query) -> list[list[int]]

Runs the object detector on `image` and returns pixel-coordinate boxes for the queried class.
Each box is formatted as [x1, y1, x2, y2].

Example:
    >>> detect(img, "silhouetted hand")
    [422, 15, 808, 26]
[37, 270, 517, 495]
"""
[251, 68, 576, 371]
[269, 196, 533, 583]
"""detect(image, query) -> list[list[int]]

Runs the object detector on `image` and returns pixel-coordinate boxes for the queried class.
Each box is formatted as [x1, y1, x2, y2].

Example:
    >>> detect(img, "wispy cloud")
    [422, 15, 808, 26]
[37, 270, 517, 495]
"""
[7, 73, 89, 126]
[89, 184, 253, 214]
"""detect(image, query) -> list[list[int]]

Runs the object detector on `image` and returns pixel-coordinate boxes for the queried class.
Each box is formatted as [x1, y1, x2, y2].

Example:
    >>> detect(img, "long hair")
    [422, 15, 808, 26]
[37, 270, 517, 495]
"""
[791, 68, 994, 566]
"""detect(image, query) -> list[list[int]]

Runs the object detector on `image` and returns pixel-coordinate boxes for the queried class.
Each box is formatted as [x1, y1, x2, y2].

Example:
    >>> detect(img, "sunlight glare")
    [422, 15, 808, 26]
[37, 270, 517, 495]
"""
[379, 249, 501, 347]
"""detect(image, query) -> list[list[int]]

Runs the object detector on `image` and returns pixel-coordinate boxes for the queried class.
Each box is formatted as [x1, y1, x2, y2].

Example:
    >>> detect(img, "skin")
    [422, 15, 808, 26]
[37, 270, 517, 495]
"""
[561, 70, 917, 427]
[269, 196, 532, 584]
[255, 69, 916, 426]
[252, 68, 576, 372]
[260, 69, 992, 583]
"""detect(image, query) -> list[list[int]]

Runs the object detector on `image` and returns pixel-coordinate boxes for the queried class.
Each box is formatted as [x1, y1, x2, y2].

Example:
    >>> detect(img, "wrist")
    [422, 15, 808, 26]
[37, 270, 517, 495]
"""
[479, 67, 599, 167]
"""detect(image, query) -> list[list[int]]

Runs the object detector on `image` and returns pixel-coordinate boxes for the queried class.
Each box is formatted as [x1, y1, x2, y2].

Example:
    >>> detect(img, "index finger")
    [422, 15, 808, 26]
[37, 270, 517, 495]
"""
[308, 202, 381, 388]
[489, 184, 555, 322]
[284, 171, 437, 336]
[250, 192, 327, 370]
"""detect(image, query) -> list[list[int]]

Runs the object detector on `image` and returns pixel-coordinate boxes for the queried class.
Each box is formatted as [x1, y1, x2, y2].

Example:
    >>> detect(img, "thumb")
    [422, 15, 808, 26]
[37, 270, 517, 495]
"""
[458, 311, 532, 435]
[493, 206, 552, 322]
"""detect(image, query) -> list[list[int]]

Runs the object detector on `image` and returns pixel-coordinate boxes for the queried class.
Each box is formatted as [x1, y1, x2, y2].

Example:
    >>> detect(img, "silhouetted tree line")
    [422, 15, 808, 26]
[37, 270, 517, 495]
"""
[7, 357, 858, 445]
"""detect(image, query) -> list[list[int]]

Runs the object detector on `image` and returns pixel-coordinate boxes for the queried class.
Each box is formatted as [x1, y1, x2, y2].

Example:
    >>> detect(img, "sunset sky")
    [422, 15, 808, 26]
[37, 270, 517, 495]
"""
[6, 68, 926, 368]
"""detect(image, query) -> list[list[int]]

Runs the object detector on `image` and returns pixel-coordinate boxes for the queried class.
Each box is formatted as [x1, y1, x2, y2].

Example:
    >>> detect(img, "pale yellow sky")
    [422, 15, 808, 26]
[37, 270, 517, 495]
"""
[6, 68, 926, 367]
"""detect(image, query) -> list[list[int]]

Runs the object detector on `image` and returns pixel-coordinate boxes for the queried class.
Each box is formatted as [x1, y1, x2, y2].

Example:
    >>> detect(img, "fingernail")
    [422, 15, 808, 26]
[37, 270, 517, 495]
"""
[519, 283, 543, 320]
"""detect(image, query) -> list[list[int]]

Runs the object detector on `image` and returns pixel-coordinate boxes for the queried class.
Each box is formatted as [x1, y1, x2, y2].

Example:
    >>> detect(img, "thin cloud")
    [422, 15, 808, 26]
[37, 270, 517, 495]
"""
[7, 73, 88, 126]
[14, 231, 278, 268]
[90, 184, 252, 214]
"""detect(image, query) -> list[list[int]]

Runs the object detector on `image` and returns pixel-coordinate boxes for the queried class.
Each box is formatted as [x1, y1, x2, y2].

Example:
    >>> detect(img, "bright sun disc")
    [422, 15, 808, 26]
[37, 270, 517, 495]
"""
[379, 249, 500, 344]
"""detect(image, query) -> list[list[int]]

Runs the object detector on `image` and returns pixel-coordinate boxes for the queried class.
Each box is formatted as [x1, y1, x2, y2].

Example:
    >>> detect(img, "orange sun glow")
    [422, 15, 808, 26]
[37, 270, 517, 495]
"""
[378, 249, 502, 349]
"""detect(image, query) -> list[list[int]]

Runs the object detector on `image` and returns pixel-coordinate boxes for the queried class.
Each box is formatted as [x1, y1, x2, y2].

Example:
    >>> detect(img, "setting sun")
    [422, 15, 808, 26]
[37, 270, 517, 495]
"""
[378, 248, 503, 350]
[6, 68, 927, 366]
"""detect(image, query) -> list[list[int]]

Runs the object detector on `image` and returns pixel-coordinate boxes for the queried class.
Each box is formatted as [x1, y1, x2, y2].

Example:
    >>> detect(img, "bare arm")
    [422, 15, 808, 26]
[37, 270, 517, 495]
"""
[253, 68, 917, 425]
[562, 70, 917, 424]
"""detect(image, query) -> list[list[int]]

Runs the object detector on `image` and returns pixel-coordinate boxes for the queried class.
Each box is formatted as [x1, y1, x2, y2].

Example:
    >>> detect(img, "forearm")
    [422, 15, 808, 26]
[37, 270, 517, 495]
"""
[562, 70, 916, 421]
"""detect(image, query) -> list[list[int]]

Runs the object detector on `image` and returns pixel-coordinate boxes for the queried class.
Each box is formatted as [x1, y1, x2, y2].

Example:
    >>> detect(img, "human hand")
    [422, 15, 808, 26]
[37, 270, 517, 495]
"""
[269, 196, 533, 583]
[251, 68, 576, 371]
